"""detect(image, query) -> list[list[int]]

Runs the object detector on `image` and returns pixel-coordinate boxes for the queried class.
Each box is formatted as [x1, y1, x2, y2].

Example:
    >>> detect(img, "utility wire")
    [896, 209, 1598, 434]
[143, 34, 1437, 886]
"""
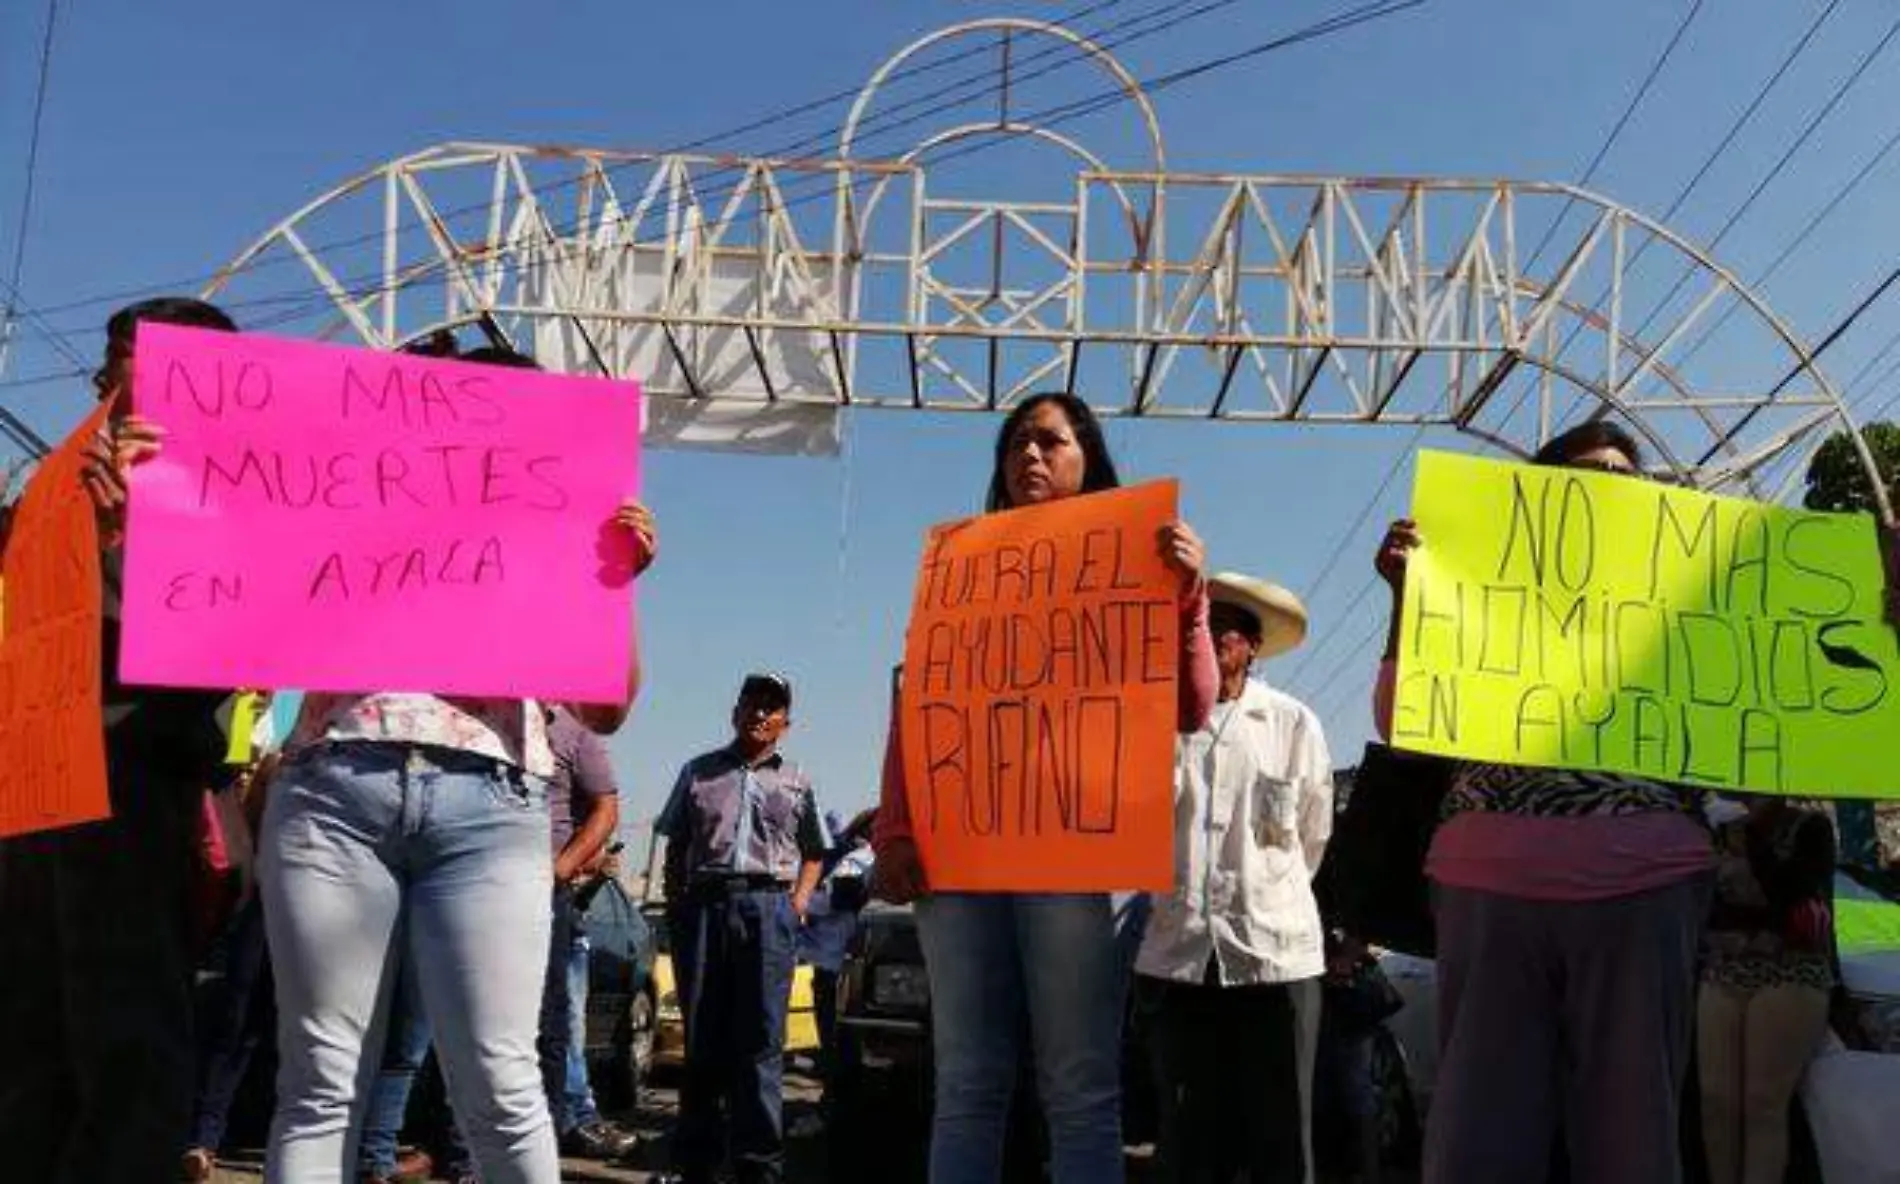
[1, 0, 64, 379]
[22, 0, 1172, 327]
[1295, 0, 1700, 710]
[1498, 0, 1867, 439]
[1697, 255, 1900, 467]
[122, 0, 1421, 346]
[1518, 0, 1708, 276]
[1620, 12, 1900, 359]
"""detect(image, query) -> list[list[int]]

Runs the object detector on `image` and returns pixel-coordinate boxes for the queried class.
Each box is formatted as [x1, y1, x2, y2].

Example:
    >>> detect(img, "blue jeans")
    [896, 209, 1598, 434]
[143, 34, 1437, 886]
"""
[915, 892, 1124, 1184]
[259, 742, 557, 1183]
[537, 886, 577, 1135]
[562, 927, 600, 1130]
[358, 956, 469, 1177]
[672, 887, 797, 1184]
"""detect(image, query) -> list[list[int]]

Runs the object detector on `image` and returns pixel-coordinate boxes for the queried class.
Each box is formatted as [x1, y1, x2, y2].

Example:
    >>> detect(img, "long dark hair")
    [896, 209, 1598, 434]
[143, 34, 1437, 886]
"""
[985, 391, 1121, 512]
[1533, 421, 1642, 469]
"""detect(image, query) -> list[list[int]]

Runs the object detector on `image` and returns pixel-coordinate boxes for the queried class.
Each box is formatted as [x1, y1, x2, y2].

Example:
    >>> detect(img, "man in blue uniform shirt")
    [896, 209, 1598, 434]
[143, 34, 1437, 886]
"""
[657, 673, 829, 1184]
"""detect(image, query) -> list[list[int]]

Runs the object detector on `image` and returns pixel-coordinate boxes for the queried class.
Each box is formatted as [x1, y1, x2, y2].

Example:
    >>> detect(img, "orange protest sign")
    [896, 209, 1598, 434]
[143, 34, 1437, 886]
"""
[0, 405, 111, 839]
[899, 481, 1181, 892]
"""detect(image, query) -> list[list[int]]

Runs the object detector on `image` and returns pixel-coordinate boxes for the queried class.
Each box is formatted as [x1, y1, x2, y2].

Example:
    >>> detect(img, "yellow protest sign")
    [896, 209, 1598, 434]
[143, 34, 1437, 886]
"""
[1395, 450, 1900, 798]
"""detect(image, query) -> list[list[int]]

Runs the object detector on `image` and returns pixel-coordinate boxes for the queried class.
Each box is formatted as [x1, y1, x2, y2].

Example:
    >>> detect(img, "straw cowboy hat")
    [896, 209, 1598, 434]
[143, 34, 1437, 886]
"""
[1207, 571, 1309, 660]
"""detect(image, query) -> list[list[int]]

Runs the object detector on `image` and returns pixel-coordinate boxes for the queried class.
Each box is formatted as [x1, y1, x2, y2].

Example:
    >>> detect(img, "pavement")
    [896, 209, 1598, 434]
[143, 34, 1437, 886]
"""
[208, 1073, 828, 1183]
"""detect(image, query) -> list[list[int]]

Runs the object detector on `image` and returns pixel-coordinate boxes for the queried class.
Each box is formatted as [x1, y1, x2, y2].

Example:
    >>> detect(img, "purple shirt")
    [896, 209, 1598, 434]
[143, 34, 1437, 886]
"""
[547, 707, 618, 857]
[657, 747, 830, 885]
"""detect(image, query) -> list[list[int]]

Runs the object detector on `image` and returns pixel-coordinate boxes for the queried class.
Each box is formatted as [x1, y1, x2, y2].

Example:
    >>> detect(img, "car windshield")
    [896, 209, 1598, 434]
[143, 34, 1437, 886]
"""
[1836, 867, 1900, 958]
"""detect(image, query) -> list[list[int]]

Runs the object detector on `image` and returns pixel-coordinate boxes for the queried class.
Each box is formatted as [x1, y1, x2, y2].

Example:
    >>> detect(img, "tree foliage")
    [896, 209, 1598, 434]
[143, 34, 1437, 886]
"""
[1803, 422, 1900, 514]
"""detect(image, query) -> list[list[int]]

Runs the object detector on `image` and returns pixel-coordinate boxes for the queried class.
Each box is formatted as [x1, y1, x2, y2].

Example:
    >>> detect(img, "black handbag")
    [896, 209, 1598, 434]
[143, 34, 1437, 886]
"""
[1313, 741, 1456, 958]
[1321, 957, 1406, 1038]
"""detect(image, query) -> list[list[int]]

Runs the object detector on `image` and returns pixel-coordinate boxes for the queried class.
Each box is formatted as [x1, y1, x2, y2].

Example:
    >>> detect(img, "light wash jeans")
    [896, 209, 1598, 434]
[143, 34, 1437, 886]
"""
[356, 953, 433, 1177]
[915, 892, 1124, 1184]
[357, 952, 471, 1179]
[563, 928, 601, 1130]
[259, 741, 557, 1184]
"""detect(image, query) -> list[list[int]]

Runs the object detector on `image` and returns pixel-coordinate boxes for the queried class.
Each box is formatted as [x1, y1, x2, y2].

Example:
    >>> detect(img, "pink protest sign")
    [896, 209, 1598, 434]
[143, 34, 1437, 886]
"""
[121, 325, 643, 702]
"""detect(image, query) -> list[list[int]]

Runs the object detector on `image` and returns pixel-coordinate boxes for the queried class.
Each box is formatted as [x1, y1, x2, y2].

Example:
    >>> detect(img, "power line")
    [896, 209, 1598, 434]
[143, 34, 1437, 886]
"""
[129, 0, 1421, 346]
[1301, 611, 1387, 716]
[1836, 316, 1900, 403]
[1291, 0, 1699, 702]
[1294, 429, 1422, 608]
[1, 0, 63, 381]
[1499, 0, 1861, 436]
[1697, 252, 1900, 466]
[1622, 12, 1900, 350]
[1647, 0, 1842, 238]
[1282, 567, 1388, 695]
[1311, 635, 1385, 732]
[47, 0, 1416, 352]
[23, 0, 1173, 329]
[0, 0, 70, 458]
[160, 0, 1254, 332]
[1669, 116, 1900, 374]
[1519, 0, 1708, 276]
[0, 0, 1421, 397]
[1866, 375, 1900, 424]
[0, 275, 88, 372]
[4, 0, 59, 299]
[0, 365, 84, 392]
[1750, 322, 1900, 499]
[283, 0, 1279, 326]
[911, 0, 1420, 171]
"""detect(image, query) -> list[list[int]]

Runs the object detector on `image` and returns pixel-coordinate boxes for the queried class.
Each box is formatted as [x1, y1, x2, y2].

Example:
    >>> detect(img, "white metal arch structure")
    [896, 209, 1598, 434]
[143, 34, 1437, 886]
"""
[199, 18, 1890, 515]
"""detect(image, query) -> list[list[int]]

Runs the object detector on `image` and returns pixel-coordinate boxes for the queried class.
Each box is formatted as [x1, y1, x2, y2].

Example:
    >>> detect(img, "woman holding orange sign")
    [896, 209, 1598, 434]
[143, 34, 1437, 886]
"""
[872, 391, 1217, 1184]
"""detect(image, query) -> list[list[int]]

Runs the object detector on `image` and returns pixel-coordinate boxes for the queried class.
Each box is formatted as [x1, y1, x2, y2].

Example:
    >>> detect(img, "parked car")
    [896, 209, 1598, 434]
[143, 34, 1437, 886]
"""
[828, 902, 1419, 1182]
[577, 873, 662, 1111]
[635, 836, 821, 1072]
[641, 907, 822, 1071]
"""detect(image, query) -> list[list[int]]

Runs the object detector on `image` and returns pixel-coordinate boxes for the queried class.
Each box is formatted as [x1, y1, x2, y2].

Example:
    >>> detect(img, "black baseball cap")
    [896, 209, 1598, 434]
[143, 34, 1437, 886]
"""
[739, 672, 792, 710]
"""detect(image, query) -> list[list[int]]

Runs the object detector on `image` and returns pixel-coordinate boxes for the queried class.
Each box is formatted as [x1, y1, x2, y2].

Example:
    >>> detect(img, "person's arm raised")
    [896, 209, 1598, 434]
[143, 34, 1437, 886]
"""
[1371, 519, 1421, 740]
[1161, 519, 1216, 732]
[574, 500, 655, 735]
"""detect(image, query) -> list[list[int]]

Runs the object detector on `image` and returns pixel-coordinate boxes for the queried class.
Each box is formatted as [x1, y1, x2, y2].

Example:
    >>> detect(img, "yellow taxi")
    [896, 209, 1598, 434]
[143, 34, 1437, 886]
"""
[637, 838, 821, 1068]
[649, 939, 820, 1068]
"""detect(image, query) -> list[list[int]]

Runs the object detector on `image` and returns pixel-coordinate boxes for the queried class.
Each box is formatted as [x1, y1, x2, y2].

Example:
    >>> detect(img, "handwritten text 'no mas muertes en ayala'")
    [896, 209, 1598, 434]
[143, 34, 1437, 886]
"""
[120, 326, 642, 702]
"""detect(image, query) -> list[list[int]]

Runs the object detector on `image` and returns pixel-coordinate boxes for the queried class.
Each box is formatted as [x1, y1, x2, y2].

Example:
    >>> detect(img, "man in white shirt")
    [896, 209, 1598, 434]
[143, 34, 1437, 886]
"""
[1135, 572, 1332, 1184]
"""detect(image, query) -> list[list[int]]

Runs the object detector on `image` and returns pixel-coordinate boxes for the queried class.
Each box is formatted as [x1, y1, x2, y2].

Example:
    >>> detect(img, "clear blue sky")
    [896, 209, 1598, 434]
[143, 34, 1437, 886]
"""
[7, 0, 1900, 837]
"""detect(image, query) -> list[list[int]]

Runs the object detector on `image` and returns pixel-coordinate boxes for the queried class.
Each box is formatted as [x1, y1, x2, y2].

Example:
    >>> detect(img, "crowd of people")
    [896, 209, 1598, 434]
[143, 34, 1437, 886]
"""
[0, 296, 1892, 1184]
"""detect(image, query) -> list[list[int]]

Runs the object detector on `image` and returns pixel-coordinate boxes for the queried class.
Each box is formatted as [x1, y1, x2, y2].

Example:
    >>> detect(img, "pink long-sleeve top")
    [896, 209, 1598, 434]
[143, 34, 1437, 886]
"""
[874, 580, 1218, 851]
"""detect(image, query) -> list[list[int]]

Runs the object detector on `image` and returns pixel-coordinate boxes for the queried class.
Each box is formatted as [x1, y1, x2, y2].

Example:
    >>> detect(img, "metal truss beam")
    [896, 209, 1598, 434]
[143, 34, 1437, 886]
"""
[198, 18, 1889, 517]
